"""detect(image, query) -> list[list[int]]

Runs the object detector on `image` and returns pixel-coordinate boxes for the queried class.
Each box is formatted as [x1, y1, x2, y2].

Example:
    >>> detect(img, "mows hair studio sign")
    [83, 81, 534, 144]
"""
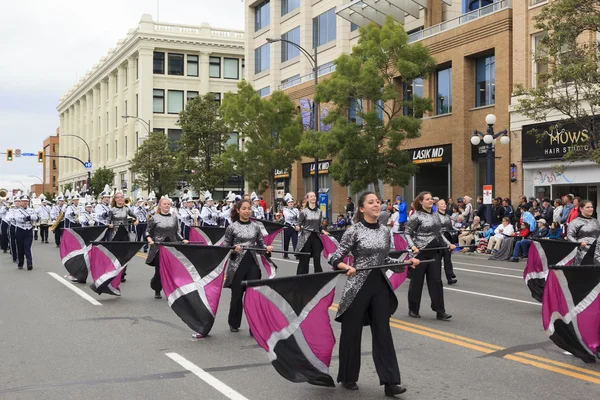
[522, 119, 594, 161]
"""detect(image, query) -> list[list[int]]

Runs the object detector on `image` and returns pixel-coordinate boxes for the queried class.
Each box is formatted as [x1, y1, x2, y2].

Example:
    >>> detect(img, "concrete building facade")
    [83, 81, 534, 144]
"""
[57, 14, 245, 197]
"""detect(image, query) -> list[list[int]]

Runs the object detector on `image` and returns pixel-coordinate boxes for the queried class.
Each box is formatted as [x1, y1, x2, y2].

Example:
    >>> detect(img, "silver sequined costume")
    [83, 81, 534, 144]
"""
[223, 220, 268, 287]
[145, 212, 183, 265]
[108, 206, 137, 240]
[329, 220, 406, 321]
[567, 216, 600, 265]
[404, 210, 450, 249]
[295, 206, 323, 252]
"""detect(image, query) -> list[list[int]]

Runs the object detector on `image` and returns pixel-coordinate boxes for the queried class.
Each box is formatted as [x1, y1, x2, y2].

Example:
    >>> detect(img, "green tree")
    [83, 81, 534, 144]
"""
[221, 81, 303, 204]
[514, 0, 600, 163]
[298, 15, 436, 196]
[130, 131, 179, 196]
[63, 183, 73, 192]
[176, 93, 234, 193]
[43, 192, 54, 202]
[89, 166, 115, 196]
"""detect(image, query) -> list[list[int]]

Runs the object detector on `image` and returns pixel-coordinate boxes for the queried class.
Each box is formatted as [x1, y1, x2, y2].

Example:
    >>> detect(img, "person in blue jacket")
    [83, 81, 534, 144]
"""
[396, 196, 407, 230]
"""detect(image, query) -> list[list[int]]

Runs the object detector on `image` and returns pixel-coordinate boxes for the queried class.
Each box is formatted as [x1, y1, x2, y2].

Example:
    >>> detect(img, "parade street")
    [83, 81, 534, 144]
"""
[1, 237, 600, 400]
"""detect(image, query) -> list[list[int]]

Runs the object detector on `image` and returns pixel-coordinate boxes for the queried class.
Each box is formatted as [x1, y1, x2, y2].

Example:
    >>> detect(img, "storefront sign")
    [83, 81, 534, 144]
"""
[471, 143, 495, 161]
[302, 160, 331, 177]
[522, 119, 593, 161]
[411, 144, 452, 165]
[483, 185, 493, 204]
[274, 169, 290, 179]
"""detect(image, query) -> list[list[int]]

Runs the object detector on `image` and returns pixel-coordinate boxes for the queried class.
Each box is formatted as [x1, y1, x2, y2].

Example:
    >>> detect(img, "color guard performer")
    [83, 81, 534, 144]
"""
[37, 196, 52, 243]
[282, 193, 299, 259]
[295, 191, 329, 274]
[107, 191, 138, 282]
[250, 192, 265, 219]
[200, 191, 218, 226]
[14, 195, 39, 270]
[566, 200, 600, 265]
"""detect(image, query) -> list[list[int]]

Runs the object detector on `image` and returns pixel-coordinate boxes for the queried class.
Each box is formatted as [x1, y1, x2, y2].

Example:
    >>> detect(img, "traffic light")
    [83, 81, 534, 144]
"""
[6, 149, 13, 162]
[37, 151, 44, 163]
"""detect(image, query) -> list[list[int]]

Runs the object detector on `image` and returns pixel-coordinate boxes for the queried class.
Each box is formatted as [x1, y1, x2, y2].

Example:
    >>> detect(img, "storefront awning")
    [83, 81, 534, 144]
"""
[337, 0, 452, 27]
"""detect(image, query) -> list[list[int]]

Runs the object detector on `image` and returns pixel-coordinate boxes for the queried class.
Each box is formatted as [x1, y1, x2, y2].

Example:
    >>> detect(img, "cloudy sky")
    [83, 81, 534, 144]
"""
[0, 0, 244, 195]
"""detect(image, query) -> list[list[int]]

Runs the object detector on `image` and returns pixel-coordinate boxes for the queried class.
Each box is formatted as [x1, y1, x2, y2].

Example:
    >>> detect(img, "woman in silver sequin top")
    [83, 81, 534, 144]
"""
[437, 199, 458, 285]
[295, 192, 329, 275]
[405, 191, 454, 320]
[145, 197, 188, 299]
[223, 199, 274, 333]
[107, 192, 138, 282]
[330, 192, 419, 396]
[566, 200, 600, 265]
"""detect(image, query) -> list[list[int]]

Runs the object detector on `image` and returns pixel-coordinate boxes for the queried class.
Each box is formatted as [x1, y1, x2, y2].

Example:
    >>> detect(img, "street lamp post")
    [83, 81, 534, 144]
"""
[470, 114, 510, 224]
[10, 181, 27, 193]
[62, 134, 92, 194]
[122, 115, 151, 138]
[266, 38, 320, 194]
[28, 175, 44, 196]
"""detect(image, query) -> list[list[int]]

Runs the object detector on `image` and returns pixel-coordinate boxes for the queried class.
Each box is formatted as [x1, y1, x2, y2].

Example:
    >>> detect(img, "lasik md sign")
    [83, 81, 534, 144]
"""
[411, 145, 452, 165]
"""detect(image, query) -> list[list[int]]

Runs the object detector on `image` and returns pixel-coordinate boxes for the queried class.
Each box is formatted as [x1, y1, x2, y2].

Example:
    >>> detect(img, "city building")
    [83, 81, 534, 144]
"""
[509, 0, 599, 213]
[245, 0, 514, 216]
[42, 130, 60, 196]
[29, 184, 43, 196]
[57, 14, 245, 198]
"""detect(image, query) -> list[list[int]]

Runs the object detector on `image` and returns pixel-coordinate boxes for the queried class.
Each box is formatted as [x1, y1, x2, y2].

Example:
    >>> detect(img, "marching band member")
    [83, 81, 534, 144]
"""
[107, 191, 139, 282]
[147, 191, 158, 216]
[219, 192, 236, 227]
[134, 195, 149, 252]
[179, 197, 195, 240]
[200, 191, 218, 226]
[31, 193, 40, 241]
[14, 195, 39, 270]
[282, 193, 299, 259]
[295, 191, 329, 274]
[8, 196, 21, 263]
[250, 192, 265, 219]
[50, 193, 66, 247]
[79, 202, 96, 226]
[0, 198, 10, 253]
[94, 185, 112, 227]
[36, 196, 52, 243]
[64, 192, 81, 229]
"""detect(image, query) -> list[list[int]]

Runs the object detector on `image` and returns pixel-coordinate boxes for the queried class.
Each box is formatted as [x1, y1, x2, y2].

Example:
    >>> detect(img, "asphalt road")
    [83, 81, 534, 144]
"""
[1, 234, 600, 400]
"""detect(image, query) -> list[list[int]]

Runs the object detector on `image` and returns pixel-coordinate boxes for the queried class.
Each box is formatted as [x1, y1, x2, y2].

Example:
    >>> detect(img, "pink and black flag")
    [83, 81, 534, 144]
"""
[89, 242, 144, 296]
[524, 240, 596, 302]
[393, 232, 408, 252]
[252, 219, 285, 246]
[542, 264, 600, 363]
[60, 226, 107, 283]
[159, 244, 232, 336]
[244, 272, 339, 387]
[386, 250, 409, 290]
[321, 230, 353, 266]
[189, 226, 227, 246]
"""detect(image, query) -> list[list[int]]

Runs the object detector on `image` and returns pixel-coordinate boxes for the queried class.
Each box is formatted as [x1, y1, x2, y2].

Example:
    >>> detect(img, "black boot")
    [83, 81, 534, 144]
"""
[384, 384, 407, 396]
[341, 382, 358, 391]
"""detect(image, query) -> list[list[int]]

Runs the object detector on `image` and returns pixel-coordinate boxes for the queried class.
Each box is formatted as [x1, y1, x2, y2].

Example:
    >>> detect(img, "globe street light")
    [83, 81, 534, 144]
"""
[471, 114, 509, 223]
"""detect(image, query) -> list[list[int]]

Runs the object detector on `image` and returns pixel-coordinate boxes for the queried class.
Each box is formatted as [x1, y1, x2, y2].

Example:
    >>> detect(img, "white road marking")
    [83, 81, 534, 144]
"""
[453, 261, 523, 272]
[47, 272, 102, 306]
[166, 352, 248, 400]
[444, 287, 541, 306]
[453, 268, 522, 279]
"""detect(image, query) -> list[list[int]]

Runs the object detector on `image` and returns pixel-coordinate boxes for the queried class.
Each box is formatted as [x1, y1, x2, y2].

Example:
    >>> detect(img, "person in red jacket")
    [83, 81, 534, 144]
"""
[259, 197, 267, 213]
[566, 197, 581, 225]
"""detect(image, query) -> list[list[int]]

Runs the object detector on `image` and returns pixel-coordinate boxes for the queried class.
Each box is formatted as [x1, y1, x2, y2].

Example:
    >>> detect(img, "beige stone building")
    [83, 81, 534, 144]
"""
[57, 14, 244, 198]
[245, 0, 514, 216]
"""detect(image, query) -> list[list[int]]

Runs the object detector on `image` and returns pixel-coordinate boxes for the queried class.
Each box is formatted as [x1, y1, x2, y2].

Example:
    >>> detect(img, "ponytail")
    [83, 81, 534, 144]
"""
[231, 199, 251, 222]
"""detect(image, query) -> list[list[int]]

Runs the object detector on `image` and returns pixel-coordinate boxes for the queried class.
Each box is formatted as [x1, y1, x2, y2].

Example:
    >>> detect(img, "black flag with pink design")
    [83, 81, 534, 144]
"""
[59, 226, 108, 283]
[89, 242, 144, 296]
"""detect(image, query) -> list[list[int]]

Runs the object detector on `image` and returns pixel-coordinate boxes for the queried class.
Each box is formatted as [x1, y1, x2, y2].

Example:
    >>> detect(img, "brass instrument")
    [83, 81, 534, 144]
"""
[50, 211, 65, 232]
[0, 188, 7, 201]
[124, 198, 132, 206]
[192, 208, 200, 227]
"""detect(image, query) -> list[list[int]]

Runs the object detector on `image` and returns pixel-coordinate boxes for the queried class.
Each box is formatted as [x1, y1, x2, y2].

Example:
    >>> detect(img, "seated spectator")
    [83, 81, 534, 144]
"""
[459, 216, 482, 251]
[548, 222, 562, 240]
[335, 214, 346, 230]
[453, 215, 467, 230]
[476, 223, 494, 253]
[486, 217, 515, 254]
[510, 219, 549, 262]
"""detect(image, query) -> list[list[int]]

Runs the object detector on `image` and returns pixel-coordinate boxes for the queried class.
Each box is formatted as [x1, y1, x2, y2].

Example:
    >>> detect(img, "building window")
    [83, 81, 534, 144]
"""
[313, 8, 336, 48]
[212, 93, 222, 104]
[475, 54, 495, 107]
[168, 90, 184, 114]
[153, 52, 165, 74]
[187, 91, 199, 102]
[187, 55, 199, 77]
[254, 44, 270, 74]
[281, 74, 301, 89]
[153, 89, 165, 113]
[257, 87, 271, 97]
[403, 78, 424, 117]
[466, 0, 493, 11]
[52, 160, 57, 170]
[224, 58, 240, 79]
[436, 67, 452, 115]
[282, 0, 299, 16]
[168, 53, 184, 76]
[348, 97, 363, 124]
[255, 1, 270, 32]
[242, 59, 245, 79]
[210, 57, 221, 78]
[351, 23, 359, 32]
[281, 27, 300, 62]
[533, 33, 548, 87]
[168, 129, 183, 151]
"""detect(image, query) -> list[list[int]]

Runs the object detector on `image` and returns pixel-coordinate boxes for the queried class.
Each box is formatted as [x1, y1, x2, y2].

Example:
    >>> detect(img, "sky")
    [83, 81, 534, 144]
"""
[0, 0, 244, 195]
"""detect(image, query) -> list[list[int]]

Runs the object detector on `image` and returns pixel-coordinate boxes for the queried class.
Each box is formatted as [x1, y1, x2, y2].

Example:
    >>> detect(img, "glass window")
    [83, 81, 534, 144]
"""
[168, 129, 183, 152]
[348, 97, 363, 124]
[281, 27, 300, 62]
[254, 44, 270, 74]
[466, 0, 493, 11]
[403, 77, 424, 117]
[226, 132, 239, 147]
[224, 58, 240, 79]
[210, 57, 221, 78]
[187, 91, 199, 102]
[187, 55, 199, 76]
[153, 52, 164, 74]
[313, 8, 336, 48]
[153, 89, 164, 113]
[168, 90, 184, 114]
[475, 54, 495, 107]
[436, 67, 452, 115]
[351, 23, 359, 32]
[533, 34, 548, 87]
[213, 93, 222, 104]
[282, 0, 299, 16]
[257, 87, 271, 97]
[281, 74, 301, 89]
[255, 1, 270, 32]
[168, 53, 184, 75]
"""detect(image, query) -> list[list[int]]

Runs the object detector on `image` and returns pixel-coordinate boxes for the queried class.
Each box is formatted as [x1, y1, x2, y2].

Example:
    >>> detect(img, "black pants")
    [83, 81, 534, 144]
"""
[40, 224, 49, 243]
[10, 225, 17, 261]
[228, 253, 261, 329]
[34, 228, 38, 240]
[16, 228, 33, 267]
[0, 221, 8, 250]
[283, 226, 297, 257]
[408, 241, 445, 314]
[296, 233, 323, 275]
[181, 223, 191, 241]
[150, 255, 162, 293]
[54, 221, 64, 246]
[136, 223, 148, 251]
[442, 249, 455, 281]
[338, 271, 401, 385]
